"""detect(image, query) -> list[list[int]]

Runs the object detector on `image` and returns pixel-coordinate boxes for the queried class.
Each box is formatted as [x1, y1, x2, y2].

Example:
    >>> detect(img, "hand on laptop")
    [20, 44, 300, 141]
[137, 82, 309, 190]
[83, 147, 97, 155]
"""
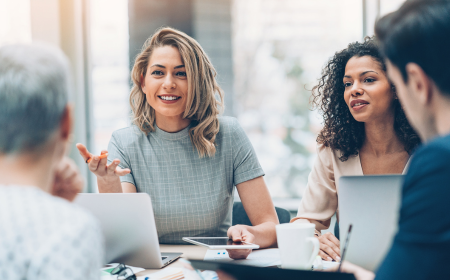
[51, 157, 84, 202]
[317, 232, 341, 261]
[226, 225, 255, 260]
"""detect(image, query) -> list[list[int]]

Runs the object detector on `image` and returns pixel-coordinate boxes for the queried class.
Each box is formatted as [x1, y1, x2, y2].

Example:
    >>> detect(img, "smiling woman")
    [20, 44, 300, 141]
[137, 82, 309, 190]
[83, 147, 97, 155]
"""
[290, 37, 420, 262]
[129, 28, 223, 157]
[76, 27, 279, 258]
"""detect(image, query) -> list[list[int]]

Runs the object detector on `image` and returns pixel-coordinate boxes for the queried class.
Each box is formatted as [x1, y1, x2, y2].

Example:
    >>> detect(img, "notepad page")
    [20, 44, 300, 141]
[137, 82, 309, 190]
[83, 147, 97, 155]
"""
[203, 248, 281, 267]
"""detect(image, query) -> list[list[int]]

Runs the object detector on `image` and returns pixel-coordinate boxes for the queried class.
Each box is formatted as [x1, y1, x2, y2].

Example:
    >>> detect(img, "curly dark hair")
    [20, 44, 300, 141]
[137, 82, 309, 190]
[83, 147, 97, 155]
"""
[311, 37, 420, 161]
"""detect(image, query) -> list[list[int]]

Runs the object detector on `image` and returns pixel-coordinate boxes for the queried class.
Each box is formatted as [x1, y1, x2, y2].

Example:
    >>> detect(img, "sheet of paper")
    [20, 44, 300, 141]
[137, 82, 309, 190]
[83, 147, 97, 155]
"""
[204, 248, 281, 267]
[322, 260, 340, 270]
[137, 267, 184, 280]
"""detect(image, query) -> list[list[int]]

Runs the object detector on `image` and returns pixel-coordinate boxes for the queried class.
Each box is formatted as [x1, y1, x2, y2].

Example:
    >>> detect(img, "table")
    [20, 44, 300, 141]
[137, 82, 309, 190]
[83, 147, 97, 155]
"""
[136, 245, 208, 278]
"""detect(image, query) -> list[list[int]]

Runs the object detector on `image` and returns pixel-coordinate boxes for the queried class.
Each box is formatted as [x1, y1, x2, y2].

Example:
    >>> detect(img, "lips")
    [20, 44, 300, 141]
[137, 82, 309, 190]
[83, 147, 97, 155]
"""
[158, 95, 181, 104]
[350, 99, 369, 111]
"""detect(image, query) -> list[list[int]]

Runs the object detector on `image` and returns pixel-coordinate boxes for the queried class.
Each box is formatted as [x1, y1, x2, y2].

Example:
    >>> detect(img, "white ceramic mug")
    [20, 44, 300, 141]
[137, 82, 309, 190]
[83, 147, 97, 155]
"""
[276, 223, 320, 270]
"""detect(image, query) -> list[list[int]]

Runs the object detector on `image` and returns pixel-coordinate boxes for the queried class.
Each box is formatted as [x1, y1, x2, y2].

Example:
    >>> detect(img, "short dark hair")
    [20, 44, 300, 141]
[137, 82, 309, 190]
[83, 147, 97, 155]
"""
[375, 0, 450, 96]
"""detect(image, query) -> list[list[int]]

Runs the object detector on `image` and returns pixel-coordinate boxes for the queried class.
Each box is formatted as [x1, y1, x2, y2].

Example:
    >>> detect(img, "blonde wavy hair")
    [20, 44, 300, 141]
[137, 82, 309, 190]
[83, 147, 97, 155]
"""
[129, 27, 224, 158]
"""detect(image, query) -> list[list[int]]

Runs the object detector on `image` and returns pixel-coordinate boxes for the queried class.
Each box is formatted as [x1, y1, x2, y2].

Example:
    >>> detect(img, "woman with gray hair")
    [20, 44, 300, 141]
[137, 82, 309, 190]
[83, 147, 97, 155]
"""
[77, 27, 278, 259]
[0, 43, 103, 280]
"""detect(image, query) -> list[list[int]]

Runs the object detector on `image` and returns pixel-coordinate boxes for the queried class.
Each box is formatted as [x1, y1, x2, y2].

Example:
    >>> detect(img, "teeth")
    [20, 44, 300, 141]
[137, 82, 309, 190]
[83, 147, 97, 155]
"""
[160, 96, 178, 101]
[354, 103, 365, 107]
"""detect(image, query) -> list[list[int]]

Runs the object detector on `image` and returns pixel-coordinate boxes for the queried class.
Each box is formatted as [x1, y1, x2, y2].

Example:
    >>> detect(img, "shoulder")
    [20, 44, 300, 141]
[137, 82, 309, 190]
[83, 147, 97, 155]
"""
[46, 194, 101, 232]
[38, 194, 103, 258]
[218, 116, 241, 133]
[415, 133, 450, 155]
[316, 142, 333, 157]
[395, 134, 450, 243]
[407, 133, 450, 176]
[315, 142, 339, 166]
[216, 116, 245, 140]
[110, 125, 146, 145]
[402, 133, 450, 206]
[31, 195, 103, 279]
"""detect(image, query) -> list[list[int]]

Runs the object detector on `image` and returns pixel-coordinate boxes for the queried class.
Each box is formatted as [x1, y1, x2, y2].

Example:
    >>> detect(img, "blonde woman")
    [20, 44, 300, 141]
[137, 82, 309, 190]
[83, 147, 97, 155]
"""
[76, 27, 278, 259]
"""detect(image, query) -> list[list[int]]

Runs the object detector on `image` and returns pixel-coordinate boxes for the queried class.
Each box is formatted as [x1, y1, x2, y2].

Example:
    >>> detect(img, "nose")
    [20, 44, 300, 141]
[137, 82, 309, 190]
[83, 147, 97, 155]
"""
[350, 83, 364, 97]
[162, 75, 176, 90]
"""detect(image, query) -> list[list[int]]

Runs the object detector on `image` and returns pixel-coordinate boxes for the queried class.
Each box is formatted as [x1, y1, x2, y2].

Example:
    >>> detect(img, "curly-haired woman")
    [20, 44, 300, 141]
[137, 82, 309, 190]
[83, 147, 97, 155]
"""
[291, 37, 420, 262]
[76, 27, 278, 259]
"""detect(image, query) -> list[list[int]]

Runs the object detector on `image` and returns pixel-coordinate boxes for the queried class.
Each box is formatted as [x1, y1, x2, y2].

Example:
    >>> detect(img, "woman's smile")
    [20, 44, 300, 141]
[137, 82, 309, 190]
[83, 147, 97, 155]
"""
[158, 94, 181, 104]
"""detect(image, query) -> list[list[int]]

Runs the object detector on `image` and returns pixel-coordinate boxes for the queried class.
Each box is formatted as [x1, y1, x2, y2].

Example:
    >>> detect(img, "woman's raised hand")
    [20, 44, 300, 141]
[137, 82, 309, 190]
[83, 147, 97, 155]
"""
[76, 143, 131, 179]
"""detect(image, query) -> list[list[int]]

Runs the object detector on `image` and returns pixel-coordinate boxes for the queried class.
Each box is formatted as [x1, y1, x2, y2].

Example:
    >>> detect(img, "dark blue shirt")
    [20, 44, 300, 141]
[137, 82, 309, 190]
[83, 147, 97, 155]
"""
[376, 133, 450, 279]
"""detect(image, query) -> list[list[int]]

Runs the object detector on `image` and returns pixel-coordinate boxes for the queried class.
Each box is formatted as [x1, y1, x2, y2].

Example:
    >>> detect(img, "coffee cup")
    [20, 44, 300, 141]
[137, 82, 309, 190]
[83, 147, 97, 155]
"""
[276, 223, 320, 270]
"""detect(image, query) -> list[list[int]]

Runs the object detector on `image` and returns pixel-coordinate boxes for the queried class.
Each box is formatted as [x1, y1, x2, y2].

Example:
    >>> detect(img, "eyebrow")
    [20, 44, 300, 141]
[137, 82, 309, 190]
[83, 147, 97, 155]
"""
[150, 64, 185, 69]
[344, 70, 379, 78]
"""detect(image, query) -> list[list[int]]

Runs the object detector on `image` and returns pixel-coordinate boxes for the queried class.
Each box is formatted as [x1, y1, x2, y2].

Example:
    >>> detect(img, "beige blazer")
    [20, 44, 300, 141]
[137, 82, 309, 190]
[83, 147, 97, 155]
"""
[291, 143, 409, 235]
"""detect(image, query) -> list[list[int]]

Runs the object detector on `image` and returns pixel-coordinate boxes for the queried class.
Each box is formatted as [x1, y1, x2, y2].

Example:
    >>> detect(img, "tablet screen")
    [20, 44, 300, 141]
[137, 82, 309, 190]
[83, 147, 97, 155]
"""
[190, 238, 246, 246]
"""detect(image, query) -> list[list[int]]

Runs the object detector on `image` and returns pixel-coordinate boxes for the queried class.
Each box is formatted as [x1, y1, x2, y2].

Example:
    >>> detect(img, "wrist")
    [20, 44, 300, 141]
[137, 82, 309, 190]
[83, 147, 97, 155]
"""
[97, 176, 122, 193]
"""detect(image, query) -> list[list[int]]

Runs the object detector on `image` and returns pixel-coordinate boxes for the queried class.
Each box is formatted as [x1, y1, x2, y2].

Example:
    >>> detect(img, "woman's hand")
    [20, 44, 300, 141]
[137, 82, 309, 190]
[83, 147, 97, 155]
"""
[51, 157, 84, 202]
[76, 143, 130, 193]
[226, 225, 255, 259]
[318, 232, 341, 261]
[76, 143, 130, 179]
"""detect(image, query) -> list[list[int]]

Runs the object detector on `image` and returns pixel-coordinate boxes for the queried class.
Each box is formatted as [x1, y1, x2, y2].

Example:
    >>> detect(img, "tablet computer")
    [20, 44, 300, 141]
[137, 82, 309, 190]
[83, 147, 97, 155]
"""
[189, 260, 356, 280]
[182, 237, 260, 249]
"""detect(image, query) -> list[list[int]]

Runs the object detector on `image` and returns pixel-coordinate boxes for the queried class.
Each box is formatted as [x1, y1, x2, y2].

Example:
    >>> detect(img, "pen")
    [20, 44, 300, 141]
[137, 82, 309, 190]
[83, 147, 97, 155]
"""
[86, 153, 108, 163]
[338, 224, 353, 272]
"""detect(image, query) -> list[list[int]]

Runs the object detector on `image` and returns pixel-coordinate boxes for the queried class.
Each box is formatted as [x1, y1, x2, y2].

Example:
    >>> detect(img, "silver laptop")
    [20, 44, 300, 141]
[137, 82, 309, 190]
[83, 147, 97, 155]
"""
[339, 175, 403, 272]
[74, 193, 182, 269]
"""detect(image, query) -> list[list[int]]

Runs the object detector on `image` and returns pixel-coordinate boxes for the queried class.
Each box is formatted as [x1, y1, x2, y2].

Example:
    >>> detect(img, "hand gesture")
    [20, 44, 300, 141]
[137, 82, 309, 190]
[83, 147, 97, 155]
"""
[51, 157, 84, 202]
[76, 143, 130, 180]
[226, 225, 255, 260]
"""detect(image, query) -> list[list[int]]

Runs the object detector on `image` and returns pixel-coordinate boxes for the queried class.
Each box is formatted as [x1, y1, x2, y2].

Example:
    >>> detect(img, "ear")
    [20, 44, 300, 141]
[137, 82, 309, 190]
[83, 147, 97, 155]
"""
[405, 63, 433, 106]
[59, 104, 73, 142]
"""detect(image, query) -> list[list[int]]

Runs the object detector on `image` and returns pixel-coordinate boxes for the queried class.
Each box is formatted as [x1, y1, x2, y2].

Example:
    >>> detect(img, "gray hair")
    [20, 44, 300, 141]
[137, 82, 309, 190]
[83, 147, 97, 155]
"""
[0, 43, 70, 154]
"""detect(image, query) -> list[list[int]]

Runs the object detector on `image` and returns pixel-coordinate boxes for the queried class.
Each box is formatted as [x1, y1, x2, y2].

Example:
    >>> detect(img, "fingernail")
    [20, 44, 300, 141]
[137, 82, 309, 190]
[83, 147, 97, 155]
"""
[94, 156, 99, 160]
[327, 257, 332, 261]
[336, 256, 341, 262]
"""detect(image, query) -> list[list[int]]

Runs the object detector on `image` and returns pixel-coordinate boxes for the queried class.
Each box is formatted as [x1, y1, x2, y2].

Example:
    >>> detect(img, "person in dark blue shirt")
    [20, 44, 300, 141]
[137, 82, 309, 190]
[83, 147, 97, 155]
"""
[339, 0, 450, 279]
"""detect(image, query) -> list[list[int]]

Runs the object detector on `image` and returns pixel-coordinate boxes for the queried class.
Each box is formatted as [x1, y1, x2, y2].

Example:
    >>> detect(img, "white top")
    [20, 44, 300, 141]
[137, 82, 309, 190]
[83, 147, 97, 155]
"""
[292, 143, 410, 233]
[0, 186, 103, 280]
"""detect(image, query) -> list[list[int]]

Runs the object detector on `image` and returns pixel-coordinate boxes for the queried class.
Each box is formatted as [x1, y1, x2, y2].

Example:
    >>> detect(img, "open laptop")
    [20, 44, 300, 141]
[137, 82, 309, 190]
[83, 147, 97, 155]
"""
[338, 175, 403, 272]
[74, 193, 182, 269]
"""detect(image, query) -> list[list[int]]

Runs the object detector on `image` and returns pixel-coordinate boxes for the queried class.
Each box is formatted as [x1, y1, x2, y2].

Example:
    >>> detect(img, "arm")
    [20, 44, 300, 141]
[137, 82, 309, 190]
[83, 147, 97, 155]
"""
[226, 119, 277, 259]
[236, 176, 279, 247]
[227, 176, 278, 259]
[291, 144, 338, 232]
[291, 144, 341, 261]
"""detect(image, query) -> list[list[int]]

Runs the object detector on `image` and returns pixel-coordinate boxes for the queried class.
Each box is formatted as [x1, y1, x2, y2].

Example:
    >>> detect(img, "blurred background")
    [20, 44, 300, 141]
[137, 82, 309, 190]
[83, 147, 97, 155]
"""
[0, 0, 405, 215]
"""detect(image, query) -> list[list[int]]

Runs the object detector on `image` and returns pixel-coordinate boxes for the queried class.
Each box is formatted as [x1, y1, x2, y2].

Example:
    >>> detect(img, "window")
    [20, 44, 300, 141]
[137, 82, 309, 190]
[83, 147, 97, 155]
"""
[0, 0, 31, 46]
